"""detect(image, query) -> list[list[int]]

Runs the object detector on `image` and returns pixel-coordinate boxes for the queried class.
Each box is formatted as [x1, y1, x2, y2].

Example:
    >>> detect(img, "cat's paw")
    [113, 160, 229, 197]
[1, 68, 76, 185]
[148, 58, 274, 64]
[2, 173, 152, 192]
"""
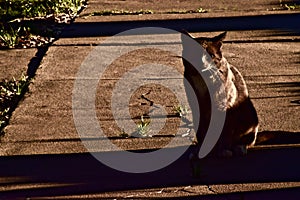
[233, 145, 247, 156]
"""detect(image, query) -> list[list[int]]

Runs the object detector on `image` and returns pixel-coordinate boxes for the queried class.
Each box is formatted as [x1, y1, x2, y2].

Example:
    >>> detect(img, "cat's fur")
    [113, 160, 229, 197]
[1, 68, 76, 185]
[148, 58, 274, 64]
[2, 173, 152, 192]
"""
[181, 31, 259, 157]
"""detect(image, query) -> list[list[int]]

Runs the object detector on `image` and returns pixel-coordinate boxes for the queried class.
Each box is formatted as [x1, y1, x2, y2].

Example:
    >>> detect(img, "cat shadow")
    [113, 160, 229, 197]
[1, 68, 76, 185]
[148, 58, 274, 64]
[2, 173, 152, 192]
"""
[0, 131, 299, 198]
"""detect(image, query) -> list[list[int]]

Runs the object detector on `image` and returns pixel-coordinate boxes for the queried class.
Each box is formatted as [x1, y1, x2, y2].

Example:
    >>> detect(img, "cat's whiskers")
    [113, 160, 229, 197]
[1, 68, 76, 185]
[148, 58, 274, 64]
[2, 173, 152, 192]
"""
[201, 54, 221, 83]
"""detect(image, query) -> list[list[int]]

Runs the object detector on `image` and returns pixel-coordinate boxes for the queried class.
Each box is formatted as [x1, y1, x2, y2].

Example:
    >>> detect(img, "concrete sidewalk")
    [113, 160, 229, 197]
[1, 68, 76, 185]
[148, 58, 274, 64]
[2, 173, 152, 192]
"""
[1, 0, 299, 156]
[1, 0, 300, 198]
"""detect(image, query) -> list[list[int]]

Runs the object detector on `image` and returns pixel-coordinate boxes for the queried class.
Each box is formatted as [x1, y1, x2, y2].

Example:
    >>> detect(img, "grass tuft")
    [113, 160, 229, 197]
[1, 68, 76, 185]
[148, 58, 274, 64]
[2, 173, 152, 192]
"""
[90, 9, 154, 16]
[271, 0, 300, 11]
[132, 116, 151, 137]
[0, 74, 32, 134]
[0, 0, 87, 49]
[88, 7, 208, 16]
[0, 24, 21, 48]
[166, 8, 208, 14]
[173, 105, 189, 117]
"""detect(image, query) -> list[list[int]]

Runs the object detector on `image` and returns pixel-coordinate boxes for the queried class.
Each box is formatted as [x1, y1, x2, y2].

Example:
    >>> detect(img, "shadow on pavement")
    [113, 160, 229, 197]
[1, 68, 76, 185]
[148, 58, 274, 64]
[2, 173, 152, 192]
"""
[257, 131, 300, 145]
[0, 134, 300, 198]
[61, 13, 300, 37]
[144, 187, 300, 200]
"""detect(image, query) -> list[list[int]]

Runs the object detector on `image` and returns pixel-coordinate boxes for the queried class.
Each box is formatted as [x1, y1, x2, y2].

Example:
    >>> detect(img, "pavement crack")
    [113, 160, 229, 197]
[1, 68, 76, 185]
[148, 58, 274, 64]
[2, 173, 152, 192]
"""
[141, 90, 154, 106]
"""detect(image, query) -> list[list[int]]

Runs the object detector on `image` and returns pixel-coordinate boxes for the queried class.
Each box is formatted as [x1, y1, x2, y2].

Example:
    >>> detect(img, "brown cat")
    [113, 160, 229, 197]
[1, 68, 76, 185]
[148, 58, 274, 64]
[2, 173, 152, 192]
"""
[181, 31, 259, 157]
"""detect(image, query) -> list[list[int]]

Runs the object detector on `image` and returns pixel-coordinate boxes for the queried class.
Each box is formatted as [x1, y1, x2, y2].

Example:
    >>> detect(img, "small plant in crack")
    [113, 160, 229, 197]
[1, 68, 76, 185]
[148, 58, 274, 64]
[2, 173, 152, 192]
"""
[132, 116, 151, 138]
[173, 104, 189, 117]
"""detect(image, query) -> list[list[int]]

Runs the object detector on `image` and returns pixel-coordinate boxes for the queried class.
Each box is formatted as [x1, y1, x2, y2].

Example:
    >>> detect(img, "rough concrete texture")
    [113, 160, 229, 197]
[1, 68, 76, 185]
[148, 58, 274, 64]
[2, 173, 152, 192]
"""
[0, 48, 36, 80]
[0, 0, 300, 198]
[2, 30, 299, 155]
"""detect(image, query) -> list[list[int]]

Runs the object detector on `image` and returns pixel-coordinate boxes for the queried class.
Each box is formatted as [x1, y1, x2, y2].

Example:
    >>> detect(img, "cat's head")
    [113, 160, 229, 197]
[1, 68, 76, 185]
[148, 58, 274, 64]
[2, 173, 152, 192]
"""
[181, 31, 228, 82]
[181, 31, 233, 111]
[181, 30, 227, 65]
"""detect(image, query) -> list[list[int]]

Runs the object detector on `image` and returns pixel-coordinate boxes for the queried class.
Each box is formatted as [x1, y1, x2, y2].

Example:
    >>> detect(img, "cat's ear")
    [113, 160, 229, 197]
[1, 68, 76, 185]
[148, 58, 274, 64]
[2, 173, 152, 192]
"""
[211, 32, 227, 50]
[213, 31, 227, 42]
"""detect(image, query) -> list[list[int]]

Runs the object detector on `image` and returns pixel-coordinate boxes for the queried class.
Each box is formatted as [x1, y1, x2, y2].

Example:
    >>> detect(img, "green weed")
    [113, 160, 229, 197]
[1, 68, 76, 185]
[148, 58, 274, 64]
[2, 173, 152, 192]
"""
[90, 9, 154, 16]
[0, 24, 21, 48]
[133, 116, 151, 137]
[0, 0, 86, 21]
[282, 3, 300, 10]
[166, 8, 208, 14]
[0, 0, 86, 48]
[0, 74, 32, 133]
[272, 0, 300, 11]
[89, 7, 208, 16]
[173, 105, 189, 117]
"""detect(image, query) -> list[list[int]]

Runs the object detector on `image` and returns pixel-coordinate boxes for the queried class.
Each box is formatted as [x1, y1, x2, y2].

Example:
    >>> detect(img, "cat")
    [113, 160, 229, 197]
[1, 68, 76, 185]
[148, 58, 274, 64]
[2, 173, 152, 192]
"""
[181, 31, 259, 157]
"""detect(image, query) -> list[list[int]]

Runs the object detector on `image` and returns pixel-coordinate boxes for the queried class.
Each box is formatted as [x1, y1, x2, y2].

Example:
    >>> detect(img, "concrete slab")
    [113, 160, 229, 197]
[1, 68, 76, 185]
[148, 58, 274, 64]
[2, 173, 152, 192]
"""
[2, 29, 299, 156]
[1, 32, 194, 155]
